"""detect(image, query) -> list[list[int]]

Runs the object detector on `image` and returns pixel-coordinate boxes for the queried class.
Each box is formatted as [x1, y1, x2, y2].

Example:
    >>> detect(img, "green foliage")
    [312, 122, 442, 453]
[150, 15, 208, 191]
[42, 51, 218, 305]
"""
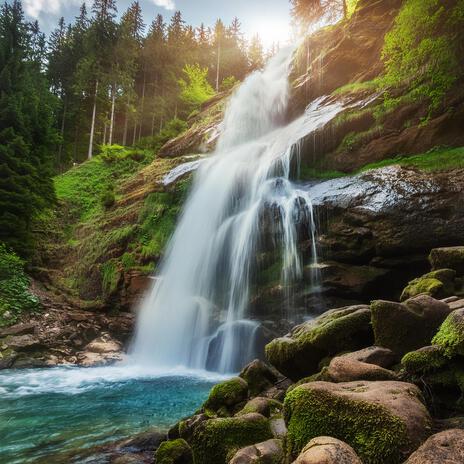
[221, 76, 239, 92]
[100, 259, 120, 296]
[179, 64, 215, 108]
[0, 244, 40, 327]
[136, 118, 188, 151]
[379, 0, 462, 110]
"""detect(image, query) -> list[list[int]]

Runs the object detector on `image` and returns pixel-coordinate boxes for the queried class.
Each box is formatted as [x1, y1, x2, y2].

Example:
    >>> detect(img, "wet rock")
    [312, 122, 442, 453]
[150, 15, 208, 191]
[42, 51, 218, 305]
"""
[371, 295, 451, 357]
[240, 359, 281, 397]
[117, 430, 166, 453]
[190, 413, 272, 464]
[404, 429, 464, 463]
[5, 334, 42, 351]
[178, 414, 208, 442]
[430, 247, 464, 276]
[432, 308, 464, 357]
[85, 333, 122, 353]
[284, 381, 432, 463]
[293, 436, 362, 464]
[265, 305, 372, 380]
[401, 269, 456, 301]
[229, 438, 283, 464]
[77, 333, 124, 367]
[203, 377, 249, 415]
[0, 348, 17, 368]
[155, 438, 193, 464]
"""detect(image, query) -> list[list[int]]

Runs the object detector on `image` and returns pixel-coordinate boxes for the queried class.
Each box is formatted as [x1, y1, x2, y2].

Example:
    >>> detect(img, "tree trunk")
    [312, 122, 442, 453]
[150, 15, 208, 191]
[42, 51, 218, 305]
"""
[138, 73, 146, 142]
[216, 41, 221, 92]
[58, 95, 67, 171]
[88, 80, 99, 160]
[103, 121, 107, 146]
[123, 96, 130, 146]
[151, 112, 156, 137]
[132, 123, 137, 146]
[109, 83, 116, 145]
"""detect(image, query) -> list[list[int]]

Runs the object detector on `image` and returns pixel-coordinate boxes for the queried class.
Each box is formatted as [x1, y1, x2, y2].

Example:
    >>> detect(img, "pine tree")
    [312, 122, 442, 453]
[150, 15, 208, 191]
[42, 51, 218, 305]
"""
[248, 35, 265, 71]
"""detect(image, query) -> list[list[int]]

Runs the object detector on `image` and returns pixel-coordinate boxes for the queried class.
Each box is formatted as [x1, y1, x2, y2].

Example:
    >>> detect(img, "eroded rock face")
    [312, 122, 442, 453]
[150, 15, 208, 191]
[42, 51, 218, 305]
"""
[404, 429, 464, 464]
[293, 436, 362, 464]
[430, 247, 464, 276]
[284, 381, 432, 464]
[265, 305, 372, 381]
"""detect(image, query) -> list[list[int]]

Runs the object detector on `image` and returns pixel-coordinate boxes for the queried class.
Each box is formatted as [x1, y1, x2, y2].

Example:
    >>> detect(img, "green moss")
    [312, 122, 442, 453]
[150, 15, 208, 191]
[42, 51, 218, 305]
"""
[401, 278, 444, 301]
[191, 414, 272, 464]
[237, 397, 282, 418]
[155, 438, 193, 464]
[332, 79, 378, 96]
[298, 167, 345, 181]
[432, 310, 464, 357]
[204, 377, 248, 413]
[284, 386, 410, 464]
[401, 346, 448, 374]
[100, 260, 121, 296]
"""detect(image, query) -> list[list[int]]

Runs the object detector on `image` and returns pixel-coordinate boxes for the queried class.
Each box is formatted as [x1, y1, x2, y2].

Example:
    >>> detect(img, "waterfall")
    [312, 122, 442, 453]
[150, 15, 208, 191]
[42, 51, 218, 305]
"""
[131, 46, 344, 373]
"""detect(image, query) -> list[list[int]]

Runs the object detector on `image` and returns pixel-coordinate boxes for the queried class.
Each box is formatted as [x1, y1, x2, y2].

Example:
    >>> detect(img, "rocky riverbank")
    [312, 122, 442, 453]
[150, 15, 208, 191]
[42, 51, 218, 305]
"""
[147, 245, 464, 464]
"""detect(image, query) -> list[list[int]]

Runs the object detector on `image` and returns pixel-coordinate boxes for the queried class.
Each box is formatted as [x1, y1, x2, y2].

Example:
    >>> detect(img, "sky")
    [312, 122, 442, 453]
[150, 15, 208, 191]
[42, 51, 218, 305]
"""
[20, 0, 292, 49]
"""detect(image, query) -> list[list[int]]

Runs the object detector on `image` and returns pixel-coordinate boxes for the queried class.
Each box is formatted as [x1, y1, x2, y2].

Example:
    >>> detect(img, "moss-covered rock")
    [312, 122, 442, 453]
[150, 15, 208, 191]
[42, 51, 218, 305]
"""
[265, 305, 372, 380]
[432, 308, 464, 357]
[229, 438, 284, 464]
[430, 247, 464, 276]
[203, 377, 248, 415]
[239, 359, 280, 397]
[283, 381, 432, 464]
[236, 397, 282, 418]
[371, 295, 451, 357]
[190, 413, 273, 464]
[400, 269, 456, 301]
[154, 438, 193, 464]
[401, 346, 448, 375]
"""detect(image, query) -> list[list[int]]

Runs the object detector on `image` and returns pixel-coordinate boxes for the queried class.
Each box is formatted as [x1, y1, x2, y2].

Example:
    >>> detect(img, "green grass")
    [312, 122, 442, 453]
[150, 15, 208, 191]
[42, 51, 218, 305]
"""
[359, 146, 464, 173]
[332, 80, 378, 96]
[299, 166, 345, 180]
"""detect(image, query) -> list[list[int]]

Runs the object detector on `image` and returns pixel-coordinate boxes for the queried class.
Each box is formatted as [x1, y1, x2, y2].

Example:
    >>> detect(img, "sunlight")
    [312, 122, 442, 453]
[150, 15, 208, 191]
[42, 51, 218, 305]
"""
[248, 16, 292, 50]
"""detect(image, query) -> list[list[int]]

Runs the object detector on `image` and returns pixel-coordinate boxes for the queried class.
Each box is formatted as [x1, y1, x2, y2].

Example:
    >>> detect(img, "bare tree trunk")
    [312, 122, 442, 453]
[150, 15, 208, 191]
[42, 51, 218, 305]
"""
[151, 112, 156, 137]
[159, 116, 163, 133]
[103, 121, 107, 146]
[132, 123, 137, 146]
[216, 41, 221, 92]
[58, 95, 67, 170]
[88, 80, 99, 160]
[109, 83, 116, 145]
[138, 73, 146, 142]
[123, 96, 129, 146]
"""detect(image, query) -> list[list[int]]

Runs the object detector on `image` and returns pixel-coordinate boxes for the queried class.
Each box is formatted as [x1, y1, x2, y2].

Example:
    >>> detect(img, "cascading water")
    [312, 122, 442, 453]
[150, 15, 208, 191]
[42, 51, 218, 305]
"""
[131, 45, 345, 373]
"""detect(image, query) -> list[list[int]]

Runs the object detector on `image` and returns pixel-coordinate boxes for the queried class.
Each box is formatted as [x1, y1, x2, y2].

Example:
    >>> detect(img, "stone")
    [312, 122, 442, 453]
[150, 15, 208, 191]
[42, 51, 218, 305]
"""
[0, 323, 36, 337]
[401, 269, 456, 301]
[85, 334, 122, 353]
[404, 429, 464, 463]
[432, 308, 464, 357]
[324, 355, 397, 383]
[430, 247, 464, 276]
[401, 346, 448, 375]
[269, 417, 287, 439]
[117, 430, 166, 452]
[5, 334, 42, 351]
[236, 397, 282, 418]
[265, 305, 372, 380]
[77, 350, 124, 367]
[155, 438, 193, 464]
[178, 414, 208, 442]
[284, 381, 432, 464]
[371, 295, 451, 357]
[339, 346, 396, 368]
[190, 413, 272, 464]
[229, 439, 284, 464]
[203, 377, 249, 415]
[240, 359, 281, 397]
[293, 436, 362, 464]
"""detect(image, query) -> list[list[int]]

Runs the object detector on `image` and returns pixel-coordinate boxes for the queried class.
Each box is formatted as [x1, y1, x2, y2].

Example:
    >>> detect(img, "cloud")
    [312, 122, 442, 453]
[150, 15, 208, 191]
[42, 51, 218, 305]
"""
[22, 0, 87, 19]
[150, 0, 176, 11]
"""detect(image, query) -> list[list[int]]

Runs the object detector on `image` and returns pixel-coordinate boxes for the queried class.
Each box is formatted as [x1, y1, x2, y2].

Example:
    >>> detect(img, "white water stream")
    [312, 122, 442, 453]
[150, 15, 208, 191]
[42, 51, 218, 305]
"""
[132, 46, 344, 373]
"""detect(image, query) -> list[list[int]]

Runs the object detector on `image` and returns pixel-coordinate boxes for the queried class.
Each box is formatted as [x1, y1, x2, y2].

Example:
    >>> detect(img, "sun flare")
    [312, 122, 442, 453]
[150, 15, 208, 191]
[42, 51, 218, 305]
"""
[249, 17, 292, 50]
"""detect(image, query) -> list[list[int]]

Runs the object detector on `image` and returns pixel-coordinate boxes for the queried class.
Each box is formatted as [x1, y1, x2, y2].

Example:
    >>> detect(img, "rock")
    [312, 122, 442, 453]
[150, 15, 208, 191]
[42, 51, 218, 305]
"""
[339, 346, 396, 368]
[112, 455, 145, 464]
[0, 348, 17, 369]
[430, 247, 464, 276]
[236, 397, 282, 418]
[401, 270, 456, 301]
[229, 439, 284, 464]
[0, 323, 36, 337]
[270, 417, 287, 439]
[401, 346, 448, 375]
[265, 305, 372, 380]
[117, 430, 166, 452]
[240, 360, 281, 397]
[155, 438, 193, 464]
[77, 350, 124, 367]
[178, 414, 208, 442]
[4, 335, 42, 351]
[293, 436, 362, 464]
[432, 308, 464, 357]
[190, 413, 272, 464]
[284, 381, 432, 464]
[85, 334, 122, 353]
[371, 295, 451, 357]
[324, 355, 397, 383]
[404, 429, 464, 463]
[203, 377, 249, 415]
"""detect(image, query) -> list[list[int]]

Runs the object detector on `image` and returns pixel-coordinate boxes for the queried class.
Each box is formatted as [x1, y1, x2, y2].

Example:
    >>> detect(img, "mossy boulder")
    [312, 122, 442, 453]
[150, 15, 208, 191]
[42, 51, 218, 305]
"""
[430, 247, 464, 276]
[400, 269, 456, 301]
[265, 305, 373, 381]
[239, 359, 281, 397]
[154, 438, 193, 464]
[371, 295, 451, 357]
[203, 377, 248, 415]
[294, 436, 362, 464]
[432, 308, 464, 357]
[401, 346, 448, 375]
[229, 438, 283, 464]
[190, 413, 273, 464]
[236, 397, 282, 418]
[283, 381, 432, 464]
